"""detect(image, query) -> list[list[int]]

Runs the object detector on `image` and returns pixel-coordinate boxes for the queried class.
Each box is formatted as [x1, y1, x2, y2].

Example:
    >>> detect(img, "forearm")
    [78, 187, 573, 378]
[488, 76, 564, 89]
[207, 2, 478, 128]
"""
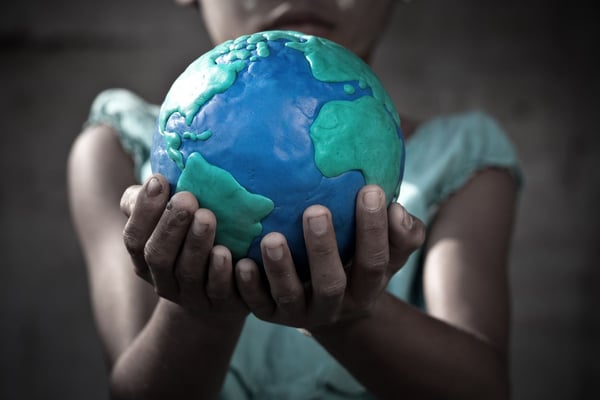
[312, 292, 509, 400]
[110, 299, 245, 400]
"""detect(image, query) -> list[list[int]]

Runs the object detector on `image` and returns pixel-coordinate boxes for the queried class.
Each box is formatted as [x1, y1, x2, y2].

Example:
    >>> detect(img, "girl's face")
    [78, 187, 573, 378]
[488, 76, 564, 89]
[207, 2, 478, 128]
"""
[196, 0, 395, 61]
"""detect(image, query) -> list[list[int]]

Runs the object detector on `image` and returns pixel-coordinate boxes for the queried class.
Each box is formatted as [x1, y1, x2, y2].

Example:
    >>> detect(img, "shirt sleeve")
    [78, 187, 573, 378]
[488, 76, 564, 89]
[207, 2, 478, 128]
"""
[403, 111, 523, 212]
[86, 88, 160, 183]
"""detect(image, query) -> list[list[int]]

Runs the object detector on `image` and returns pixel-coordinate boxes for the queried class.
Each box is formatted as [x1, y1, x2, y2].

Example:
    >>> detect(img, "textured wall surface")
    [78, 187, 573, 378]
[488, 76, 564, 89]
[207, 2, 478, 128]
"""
[1, 1, 598, 399]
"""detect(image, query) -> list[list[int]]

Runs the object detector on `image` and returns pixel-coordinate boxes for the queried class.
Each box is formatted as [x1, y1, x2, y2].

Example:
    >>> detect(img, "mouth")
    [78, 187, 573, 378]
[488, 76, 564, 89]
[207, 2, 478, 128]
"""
[262, 11, 335, 38]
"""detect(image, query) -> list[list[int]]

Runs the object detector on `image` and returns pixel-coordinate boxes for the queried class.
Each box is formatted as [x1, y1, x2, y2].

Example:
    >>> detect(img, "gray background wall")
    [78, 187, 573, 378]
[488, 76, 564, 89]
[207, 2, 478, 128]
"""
[1, 0, 598, 399]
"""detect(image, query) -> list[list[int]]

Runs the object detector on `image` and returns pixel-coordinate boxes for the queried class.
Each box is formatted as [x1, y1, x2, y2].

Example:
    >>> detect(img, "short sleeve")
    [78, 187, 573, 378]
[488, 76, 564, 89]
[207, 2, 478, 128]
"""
[86, 88, 160, 183]
[403, 111, 522, 212]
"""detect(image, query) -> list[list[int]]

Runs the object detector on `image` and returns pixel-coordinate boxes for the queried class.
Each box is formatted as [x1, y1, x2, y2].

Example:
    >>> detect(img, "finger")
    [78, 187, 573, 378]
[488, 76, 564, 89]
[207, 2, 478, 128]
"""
[303, 205, 346, 326]
[261, 232, 306, 318]
[122, 174, 169, 281]
[206, 245, 236, 307]
[175, 208, 217, 307]
[120, 185, 142, 217]
[349, 185, 390, 305]
[144, 191, 198, 301]
[236, 258, 275, 320]
[388, 203, 426, 269]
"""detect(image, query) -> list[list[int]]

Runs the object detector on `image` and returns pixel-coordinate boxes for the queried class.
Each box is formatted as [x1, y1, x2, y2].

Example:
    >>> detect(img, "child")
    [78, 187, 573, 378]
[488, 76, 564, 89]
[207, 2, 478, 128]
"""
[68, 1, 521, 399]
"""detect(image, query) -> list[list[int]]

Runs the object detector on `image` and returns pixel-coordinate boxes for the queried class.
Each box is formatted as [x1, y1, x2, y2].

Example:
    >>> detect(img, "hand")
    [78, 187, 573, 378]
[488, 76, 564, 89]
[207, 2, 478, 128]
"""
[120, 174, 248, 323]
[234, 185, 425, 331]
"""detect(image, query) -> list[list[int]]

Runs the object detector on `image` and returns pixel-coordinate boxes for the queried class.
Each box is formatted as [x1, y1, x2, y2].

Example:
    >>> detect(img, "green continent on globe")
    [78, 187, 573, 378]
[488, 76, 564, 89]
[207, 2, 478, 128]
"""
[176, 152, 275, 259]
[310, 96, 402, 203]
[283, 34, 400, 128]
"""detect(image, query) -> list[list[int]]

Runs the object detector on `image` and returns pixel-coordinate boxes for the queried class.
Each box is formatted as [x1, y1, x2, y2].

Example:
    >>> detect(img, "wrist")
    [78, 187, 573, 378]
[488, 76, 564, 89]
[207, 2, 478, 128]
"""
[156, 298, 247, 334]
[309, 310, 370, 339]
[310, 292, 394, 339]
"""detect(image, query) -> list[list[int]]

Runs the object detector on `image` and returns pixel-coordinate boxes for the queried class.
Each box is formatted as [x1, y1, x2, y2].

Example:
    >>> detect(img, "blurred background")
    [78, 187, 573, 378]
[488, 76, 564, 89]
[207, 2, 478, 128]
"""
[1, 0, 598, 398]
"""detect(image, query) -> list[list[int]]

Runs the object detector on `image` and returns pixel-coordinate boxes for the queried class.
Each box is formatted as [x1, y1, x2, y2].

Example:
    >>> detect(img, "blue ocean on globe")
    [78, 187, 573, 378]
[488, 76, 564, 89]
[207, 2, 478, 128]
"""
[151, 31, 404, 280]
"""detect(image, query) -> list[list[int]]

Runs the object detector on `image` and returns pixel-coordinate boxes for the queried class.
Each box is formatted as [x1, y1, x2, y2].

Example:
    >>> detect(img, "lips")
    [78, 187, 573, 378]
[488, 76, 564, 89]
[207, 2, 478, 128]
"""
[262, 11, 335, 37]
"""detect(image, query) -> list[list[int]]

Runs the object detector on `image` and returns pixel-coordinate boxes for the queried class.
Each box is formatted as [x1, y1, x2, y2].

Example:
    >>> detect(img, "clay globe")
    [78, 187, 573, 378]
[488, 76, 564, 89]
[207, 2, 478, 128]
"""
[151, 30, 405, 281]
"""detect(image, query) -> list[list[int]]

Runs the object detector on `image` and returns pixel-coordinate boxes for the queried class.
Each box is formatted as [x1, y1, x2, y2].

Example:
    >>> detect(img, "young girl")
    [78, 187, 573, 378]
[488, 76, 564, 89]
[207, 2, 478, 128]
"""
[68, 1, 521, 399]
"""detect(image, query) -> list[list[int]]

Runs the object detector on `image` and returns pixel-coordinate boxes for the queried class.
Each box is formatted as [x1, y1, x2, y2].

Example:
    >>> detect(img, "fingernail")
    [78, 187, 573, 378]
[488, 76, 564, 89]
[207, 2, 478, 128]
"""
[363, 190, 383, 212]
[239, 265, 252, 283]
[266, 244, 283, 261]
[175, 209, 191, 223]
[308, 214, 328, 235]
[146, 177, 162, 197]
[192, 220, 209, 235]
[211, 252, 225, 269]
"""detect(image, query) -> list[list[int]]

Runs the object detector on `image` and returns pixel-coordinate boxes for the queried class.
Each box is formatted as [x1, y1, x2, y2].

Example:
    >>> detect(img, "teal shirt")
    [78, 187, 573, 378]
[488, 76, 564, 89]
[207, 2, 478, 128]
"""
[88, 88, 522, 399]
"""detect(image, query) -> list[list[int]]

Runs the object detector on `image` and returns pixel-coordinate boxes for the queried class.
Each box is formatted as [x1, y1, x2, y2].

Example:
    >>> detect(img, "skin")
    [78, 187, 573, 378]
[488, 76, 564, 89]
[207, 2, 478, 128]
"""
[68, 1, 518, 399]
[189, 0, 395, 62]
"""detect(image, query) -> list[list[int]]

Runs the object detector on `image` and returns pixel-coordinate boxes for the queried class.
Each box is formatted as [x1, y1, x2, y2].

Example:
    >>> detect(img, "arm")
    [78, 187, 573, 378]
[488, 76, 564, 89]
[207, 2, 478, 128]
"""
[313, 168, 516, 399]
[68, 125, 246, 400]
[234, 169, 516, 399]
[68, 124, 156, 359]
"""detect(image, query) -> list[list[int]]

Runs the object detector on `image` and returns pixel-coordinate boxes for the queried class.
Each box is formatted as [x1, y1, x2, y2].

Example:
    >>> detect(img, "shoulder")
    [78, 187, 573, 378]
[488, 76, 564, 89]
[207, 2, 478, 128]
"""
[68, 123, 137, 238]
[401, 111, 522, 211]
[69, 123, 134, 185]
[418, 111, 520, 254]
[408, 111, 518, 161]
[84, 88, 159, 183]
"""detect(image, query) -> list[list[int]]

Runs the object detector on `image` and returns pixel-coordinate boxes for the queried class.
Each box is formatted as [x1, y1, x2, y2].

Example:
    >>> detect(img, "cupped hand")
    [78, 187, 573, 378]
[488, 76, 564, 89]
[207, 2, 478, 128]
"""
[234, 185, 425, 331]
[120, 174, 248, 322]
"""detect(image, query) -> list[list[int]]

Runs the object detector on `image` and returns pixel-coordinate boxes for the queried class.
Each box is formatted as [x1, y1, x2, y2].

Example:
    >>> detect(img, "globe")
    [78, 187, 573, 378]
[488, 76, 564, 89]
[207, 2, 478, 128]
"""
[151, 30, 404, 281]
